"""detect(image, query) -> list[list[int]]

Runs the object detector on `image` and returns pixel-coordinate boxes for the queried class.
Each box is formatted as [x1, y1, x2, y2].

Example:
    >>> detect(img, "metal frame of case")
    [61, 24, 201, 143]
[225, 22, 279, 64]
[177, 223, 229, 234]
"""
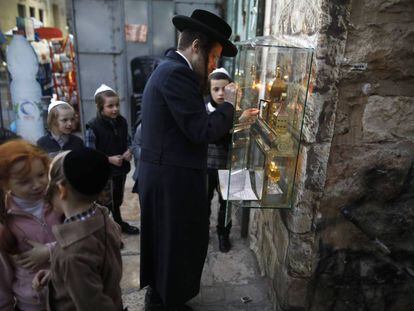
[219, 36, 314, 213]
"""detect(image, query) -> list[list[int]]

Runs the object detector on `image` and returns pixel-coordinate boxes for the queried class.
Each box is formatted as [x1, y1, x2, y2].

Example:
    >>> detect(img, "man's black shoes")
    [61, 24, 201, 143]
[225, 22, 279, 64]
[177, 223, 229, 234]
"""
[144, 287, 194, 311]
[218, 234, 231, 253]
[145, 287, 163, 311]
[165, 306, 193, 311]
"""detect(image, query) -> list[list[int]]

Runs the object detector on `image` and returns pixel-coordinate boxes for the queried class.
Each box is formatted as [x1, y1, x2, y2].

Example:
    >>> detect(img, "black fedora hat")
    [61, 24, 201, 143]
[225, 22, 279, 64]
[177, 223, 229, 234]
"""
[172, 9, 238, 57]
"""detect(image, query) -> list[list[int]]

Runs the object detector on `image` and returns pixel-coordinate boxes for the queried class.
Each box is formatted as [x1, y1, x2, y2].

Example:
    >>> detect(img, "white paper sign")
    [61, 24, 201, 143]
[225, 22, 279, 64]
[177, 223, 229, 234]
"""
[218, 169, 258, 201]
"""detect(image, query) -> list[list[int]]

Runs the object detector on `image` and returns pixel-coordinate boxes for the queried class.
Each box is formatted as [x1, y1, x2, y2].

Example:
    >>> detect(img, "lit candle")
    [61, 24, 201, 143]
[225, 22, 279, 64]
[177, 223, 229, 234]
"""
[267, 81, 273, 91]
[267, 161, 281, 183]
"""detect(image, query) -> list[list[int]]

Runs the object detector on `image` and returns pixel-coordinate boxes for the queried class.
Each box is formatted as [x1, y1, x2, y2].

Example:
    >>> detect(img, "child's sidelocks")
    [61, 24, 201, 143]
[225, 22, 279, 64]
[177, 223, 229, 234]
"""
[34, 147, 124, 310]
[94, 84, 121, 120]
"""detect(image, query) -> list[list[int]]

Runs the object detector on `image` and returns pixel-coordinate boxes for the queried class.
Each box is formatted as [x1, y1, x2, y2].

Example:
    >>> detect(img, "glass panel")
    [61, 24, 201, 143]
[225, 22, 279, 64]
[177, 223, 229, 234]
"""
[221, 36, 313, 211]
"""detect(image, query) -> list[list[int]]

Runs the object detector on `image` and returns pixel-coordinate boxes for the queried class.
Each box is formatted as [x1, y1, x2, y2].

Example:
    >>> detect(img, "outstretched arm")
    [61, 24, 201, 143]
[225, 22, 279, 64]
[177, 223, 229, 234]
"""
[162, 67, 235, 144]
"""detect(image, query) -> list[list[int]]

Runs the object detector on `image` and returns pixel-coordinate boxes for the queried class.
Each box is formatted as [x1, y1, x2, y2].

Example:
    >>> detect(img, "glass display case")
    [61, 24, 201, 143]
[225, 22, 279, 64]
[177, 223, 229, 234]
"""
[219, 36, 313, 209]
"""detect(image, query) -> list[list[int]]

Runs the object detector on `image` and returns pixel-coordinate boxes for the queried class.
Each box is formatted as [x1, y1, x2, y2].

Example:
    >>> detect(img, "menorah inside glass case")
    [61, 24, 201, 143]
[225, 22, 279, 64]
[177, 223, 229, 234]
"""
[219, 37, 314, 209]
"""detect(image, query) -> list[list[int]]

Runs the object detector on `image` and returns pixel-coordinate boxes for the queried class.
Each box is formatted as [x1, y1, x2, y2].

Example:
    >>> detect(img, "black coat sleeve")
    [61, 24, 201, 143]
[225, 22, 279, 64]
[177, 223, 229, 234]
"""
[161, 66, 235, 144]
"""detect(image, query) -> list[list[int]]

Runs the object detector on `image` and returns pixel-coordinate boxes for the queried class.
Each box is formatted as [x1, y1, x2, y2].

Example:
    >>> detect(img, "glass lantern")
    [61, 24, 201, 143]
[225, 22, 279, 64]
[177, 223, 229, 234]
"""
[219, 36, 314, 210]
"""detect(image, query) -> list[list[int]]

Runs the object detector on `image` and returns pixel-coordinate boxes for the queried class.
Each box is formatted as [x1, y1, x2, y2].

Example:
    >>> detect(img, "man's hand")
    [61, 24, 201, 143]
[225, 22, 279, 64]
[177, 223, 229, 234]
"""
[224, 82, 238, 106]
[32, 269, 51, 291]
[122, 149, 132, 162]
[108, 155, 123, 167]
[13, 240, 49, 271]
[239, 108, 259, 123]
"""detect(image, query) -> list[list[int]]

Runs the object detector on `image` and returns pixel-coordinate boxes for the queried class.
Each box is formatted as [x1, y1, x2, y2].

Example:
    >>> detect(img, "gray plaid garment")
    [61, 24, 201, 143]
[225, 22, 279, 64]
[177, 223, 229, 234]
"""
[206, 102, 229, 170]
[207, 143, 228, 169]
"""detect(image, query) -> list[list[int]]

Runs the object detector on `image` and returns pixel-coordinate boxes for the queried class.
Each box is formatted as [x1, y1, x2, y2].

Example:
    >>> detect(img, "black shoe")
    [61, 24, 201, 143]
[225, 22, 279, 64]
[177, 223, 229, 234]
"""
[120, 241, 124, 249]
[145, 304, 164, 311]
[165, 305, 193, 311]
[145, 287, 163, 311]
[121, 222, 140, 235]
[218, 234, 231, 253]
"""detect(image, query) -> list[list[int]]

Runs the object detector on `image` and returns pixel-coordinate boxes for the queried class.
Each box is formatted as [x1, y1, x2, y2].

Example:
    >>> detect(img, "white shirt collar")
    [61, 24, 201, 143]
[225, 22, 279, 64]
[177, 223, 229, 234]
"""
[206, 102, 216, 114]
[51, 132, 69, 147]
[11, 195, 44, 219]
[176, 50, 193, 70]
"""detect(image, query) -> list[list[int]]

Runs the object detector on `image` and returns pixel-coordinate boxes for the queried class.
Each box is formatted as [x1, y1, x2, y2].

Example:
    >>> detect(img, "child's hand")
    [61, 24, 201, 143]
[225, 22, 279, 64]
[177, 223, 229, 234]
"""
[108, 155, 123, 167]
[122, 149, 132, 162]
[239, 108, 259, 123]
[224, 83, 238, 106]
[13, 240, 49, 271]
[32, 269, 51, 291]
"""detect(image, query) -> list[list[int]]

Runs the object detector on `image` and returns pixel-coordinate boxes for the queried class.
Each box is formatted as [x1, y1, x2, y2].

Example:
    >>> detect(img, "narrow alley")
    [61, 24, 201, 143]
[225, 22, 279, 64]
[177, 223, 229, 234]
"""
[120, 170, 273, 311]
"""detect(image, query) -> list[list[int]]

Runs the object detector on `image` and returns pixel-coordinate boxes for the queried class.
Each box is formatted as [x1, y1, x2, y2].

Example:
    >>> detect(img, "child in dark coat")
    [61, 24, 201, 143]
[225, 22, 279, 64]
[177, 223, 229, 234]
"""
[206, 68, 258, 252]
[85, 84, 139, 235]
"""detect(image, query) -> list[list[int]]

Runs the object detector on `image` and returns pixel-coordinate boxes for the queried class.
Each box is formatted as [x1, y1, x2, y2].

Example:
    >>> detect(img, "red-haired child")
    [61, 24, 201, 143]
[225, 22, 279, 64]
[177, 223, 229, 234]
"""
[0, 140, 62, 310]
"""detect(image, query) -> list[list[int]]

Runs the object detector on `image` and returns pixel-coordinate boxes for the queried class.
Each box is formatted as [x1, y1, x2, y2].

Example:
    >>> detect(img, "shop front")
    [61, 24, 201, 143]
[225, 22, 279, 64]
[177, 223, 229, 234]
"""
[0, 14, 80, 143]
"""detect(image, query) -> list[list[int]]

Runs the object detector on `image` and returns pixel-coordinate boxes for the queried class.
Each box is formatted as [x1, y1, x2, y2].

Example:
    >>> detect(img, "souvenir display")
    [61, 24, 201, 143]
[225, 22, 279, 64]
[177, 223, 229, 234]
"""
[220, 36, 313, 209]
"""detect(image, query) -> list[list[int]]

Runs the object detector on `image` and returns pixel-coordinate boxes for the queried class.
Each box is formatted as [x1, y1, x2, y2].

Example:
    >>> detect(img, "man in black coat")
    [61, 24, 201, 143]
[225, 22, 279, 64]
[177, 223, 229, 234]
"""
[138, 9, 238, 311]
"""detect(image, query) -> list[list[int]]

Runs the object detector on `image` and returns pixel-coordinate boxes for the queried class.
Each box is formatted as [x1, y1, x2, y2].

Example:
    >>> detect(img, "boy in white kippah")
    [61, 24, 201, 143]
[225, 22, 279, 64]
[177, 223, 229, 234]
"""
[85, 84, 139, 235]
[37, 98, 84, 157]
[206, 68, 258, 252]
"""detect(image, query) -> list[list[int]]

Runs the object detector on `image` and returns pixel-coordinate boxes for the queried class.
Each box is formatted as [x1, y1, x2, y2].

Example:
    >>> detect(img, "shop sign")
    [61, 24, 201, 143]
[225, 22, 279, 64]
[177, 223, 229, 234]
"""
[125, 24, 148, 43]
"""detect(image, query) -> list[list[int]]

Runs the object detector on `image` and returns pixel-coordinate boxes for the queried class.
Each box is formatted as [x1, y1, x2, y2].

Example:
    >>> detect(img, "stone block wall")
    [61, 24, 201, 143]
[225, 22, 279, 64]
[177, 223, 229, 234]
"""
[248, 0, 352, 310]
[231, 0, 414, 308]
[246, 0, 414, 309]
[309, 0, 414, 310]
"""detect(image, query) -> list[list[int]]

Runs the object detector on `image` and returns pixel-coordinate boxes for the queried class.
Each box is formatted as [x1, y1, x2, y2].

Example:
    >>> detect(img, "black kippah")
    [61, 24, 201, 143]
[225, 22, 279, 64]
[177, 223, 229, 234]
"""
[63, 147, 110, 196]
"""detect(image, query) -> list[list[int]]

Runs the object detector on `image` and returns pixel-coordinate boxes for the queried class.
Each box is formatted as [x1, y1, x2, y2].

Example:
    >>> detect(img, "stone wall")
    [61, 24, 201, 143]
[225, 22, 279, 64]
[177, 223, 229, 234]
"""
[309, 0, 414, 310]
[248, 0, 352, 310]
[233, 0, 413, 309]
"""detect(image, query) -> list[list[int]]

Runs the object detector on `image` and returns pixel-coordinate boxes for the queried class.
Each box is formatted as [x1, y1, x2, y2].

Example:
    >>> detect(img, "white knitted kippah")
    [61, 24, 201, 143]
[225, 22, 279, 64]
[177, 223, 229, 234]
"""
[94, 84, 115, 98]
[210, 67, 231, 79]
[48, 99, 71, 114]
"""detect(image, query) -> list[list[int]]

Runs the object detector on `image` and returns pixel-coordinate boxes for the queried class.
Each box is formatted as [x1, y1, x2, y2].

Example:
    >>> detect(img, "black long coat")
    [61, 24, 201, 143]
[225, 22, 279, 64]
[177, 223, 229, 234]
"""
[138, 50, 234, 305]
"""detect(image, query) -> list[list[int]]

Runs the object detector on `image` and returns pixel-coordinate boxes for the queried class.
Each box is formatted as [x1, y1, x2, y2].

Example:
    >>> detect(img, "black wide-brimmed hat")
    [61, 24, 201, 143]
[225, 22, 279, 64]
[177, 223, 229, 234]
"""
[172, 9, 238, 57]
[63, 147, 110, 196]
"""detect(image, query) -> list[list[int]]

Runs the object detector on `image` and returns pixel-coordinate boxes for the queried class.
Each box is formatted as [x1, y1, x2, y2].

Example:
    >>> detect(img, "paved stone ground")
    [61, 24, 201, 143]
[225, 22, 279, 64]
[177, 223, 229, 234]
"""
[120, 169, 273, 311]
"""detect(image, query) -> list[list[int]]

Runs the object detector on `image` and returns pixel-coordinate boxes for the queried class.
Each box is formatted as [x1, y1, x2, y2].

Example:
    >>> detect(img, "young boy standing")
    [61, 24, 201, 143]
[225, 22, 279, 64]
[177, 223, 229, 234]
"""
[33, 148, 123, 310]
[206, 68, 258, 252]
[85, 84, 139, 235]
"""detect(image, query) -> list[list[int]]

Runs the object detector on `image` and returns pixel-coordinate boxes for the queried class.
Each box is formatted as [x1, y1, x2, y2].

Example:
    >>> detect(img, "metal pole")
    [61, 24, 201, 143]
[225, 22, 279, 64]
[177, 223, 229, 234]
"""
[0, 48, 6, 129]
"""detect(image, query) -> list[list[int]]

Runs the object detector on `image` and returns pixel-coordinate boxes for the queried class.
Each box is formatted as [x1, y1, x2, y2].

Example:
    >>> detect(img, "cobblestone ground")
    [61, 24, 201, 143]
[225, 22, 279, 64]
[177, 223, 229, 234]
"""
[120, 169, 273, 311]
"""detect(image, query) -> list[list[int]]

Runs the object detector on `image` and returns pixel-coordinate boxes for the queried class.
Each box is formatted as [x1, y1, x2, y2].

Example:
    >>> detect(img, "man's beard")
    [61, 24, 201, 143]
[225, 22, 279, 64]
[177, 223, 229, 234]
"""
[193, 56, 209, 94]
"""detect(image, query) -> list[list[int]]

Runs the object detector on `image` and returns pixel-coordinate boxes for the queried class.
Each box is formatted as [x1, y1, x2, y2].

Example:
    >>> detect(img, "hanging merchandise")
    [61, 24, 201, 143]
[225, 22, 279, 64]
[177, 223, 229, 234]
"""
[6, 35, 44, 142]
[33, 29, 80, 131]
[48, 35, 79, 110]
[31, 39, 53, 96]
